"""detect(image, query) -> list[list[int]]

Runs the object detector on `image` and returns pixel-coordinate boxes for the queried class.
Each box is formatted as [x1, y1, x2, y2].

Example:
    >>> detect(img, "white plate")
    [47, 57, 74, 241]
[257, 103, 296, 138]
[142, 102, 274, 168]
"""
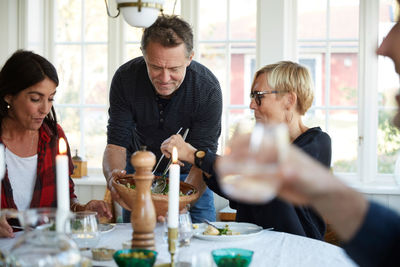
[193, 222, 263, 241]
[98, 223, 116, 234]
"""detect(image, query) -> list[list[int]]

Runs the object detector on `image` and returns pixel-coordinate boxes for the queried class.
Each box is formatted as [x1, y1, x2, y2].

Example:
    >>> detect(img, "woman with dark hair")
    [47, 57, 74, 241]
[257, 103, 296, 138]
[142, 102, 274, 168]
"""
[0, 50, 112, 238]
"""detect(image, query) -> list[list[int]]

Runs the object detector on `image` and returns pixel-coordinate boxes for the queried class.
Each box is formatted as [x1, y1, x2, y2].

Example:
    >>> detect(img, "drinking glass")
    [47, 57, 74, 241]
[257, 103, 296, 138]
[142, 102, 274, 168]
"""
[5, 208, 81, 266]
[216, 121, 289, 204]
[178, 212, 193, 247]
[70, 211, 100, 250]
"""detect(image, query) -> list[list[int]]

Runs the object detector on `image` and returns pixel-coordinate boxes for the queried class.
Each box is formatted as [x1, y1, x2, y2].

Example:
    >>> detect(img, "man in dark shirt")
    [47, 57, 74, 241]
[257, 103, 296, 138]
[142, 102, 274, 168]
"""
[102, 15, 222, 223]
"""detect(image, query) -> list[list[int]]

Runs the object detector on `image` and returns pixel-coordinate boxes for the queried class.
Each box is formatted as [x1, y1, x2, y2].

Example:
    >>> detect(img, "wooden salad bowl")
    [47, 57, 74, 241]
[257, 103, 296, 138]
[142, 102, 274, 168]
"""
[113, 174, 200, 217]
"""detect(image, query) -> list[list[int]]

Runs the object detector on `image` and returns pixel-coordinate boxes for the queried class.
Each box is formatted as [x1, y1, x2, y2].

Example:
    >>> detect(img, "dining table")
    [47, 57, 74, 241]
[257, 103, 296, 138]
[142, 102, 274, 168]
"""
[0, 222, 358, 267]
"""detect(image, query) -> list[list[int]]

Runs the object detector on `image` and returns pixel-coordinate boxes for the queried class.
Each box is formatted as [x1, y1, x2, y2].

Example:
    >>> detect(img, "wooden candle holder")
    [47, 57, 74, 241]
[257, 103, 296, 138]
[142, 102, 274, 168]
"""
[130, 146, 156, 250]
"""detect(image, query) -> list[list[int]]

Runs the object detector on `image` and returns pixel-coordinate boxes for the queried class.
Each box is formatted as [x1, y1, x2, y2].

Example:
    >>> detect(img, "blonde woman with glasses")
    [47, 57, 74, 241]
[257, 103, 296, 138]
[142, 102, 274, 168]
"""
[161, 61, 331, 240]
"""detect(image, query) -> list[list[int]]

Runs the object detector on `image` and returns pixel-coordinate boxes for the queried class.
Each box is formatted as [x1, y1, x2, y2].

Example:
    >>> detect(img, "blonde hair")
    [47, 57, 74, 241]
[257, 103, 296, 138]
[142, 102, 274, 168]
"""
[252, 61, 314, 115]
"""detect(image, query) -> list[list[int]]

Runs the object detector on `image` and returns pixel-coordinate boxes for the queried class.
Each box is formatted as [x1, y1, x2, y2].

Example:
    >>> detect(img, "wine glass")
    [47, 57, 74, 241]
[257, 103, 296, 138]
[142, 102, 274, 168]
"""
[216, 121, 289, 204]
[70, 211, 100, 250]
[178, 212, 193, 247]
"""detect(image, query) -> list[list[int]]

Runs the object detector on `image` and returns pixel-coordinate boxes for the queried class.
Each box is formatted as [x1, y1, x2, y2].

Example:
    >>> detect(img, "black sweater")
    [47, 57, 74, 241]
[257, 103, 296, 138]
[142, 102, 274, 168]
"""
[201, 127, 331, 240]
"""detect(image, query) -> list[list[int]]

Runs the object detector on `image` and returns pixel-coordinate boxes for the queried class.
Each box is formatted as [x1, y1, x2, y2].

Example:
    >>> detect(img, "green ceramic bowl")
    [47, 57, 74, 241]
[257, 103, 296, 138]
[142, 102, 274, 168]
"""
[113, 249, 157, 267]
[212, 248, 253, 267]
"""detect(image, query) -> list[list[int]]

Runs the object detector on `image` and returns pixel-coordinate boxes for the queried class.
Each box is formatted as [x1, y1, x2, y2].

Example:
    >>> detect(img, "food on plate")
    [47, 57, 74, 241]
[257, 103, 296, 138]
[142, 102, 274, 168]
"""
[203, 224, 240, 236]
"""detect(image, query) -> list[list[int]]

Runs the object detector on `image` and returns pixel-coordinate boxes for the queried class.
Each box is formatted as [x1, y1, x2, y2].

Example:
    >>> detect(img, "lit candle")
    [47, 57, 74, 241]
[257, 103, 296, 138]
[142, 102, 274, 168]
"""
[56, 138, 70, 233]
[168, 147, 180, 228]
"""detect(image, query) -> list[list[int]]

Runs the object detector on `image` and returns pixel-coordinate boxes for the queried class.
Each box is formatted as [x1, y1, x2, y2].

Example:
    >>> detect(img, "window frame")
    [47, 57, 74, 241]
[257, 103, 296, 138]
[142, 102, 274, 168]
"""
[16, 0, 399, 188]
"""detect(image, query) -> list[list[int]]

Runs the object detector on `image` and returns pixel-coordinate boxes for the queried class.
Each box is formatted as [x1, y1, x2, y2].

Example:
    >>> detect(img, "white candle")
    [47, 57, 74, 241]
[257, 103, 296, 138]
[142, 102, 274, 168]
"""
[168, 147, 180, 228]
[56, 138, 70, 233]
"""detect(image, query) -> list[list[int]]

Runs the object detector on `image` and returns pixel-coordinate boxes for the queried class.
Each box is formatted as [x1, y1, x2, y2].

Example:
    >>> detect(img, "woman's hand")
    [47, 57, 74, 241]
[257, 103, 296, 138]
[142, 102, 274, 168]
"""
[0, 215, 14, 238]
[84, 200, 113, 219]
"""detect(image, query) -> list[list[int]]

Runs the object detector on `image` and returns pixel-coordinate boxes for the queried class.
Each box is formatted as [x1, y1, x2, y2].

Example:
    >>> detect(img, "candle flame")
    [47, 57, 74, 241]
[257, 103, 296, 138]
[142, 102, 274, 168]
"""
[58, 138, 67, 154]
[172, 147, 178, 163]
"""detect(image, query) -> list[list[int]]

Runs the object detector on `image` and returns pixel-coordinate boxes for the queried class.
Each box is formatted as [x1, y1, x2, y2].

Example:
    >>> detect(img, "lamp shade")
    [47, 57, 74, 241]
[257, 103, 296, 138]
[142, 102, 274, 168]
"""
[116, 0, 164, 28]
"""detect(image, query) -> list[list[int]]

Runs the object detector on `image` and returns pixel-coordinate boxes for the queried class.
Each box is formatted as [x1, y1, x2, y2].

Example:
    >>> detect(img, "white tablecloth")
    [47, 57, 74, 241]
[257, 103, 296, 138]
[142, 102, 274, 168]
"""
[0, 223, 358, 267]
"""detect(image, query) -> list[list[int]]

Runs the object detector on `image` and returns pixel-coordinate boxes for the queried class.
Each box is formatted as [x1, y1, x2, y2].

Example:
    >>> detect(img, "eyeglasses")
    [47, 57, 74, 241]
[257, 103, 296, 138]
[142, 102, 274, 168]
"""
[250, 90, 282, 106]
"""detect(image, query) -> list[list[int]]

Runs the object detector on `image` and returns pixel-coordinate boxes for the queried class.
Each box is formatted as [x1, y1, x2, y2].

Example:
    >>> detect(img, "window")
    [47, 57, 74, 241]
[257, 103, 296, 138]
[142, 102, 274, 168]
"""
[20, 0, 400, 186]
[377, 0, 400, 175]
[297, 0, 360, 175]
[197, 0, 257, 149]
[53, 0, 108, 169]
[298, 0, 400, 184]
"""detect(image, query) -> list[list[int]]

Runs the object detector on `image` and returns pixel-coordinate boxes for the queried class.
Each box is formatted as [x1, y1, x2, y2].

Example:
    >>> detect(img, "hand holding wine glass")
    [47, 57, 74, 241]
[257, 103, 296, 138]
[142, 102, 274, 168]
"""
[216, 121, 289, 204]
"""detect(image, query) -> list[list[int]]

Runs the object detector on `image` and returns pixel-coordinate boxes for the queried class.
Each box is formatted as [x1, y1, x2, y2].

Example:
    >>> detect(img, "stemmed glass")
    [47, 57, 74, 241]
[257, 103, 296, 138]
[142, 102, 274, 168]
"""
[5, 208, 81, 266]
[216, 121, 289, 204]
[70, 211, 100, 250]
[178, 212, 193, 247]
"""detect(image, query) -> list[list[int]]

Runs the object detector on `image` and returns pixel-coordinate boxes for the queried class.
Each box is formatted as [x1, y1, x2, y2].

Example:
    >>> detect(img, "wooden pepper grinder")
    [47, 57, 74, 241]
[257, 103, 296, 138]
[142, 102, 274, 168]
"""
[130, 146, 156, 250]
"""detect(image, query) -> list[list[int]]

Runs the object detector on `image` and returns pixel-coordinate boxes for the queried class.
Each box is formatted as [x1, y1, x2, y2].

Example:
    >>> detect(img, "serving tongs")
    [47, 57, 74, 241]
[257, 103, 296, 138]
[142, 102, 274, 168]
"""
[151, 128, 189, 194]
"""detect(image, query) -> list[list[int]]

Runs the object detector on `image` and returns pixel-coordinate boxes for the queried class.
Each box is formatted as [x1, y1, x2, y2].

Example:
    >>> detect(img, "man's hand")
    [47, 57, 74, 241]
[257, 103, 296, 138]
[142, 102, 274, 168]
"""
[161, 134, 196, 165]
[108, 169, 130, 211]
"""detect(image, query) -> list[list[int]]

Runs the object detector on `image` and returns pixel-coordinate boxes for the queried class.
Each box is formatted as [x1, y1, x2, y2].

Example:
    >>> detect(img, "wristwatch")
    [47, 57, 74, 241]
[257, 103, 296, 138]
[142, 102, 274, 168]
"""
[194, 150, 206, 169]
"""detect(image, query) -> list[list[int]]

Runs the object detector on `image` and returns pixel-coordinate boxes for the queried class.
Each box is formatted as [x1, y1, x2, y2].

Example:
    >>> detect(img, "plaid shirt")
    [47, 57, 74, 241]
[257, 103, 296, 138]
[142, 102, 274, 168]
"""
[1, 123, 77, 210]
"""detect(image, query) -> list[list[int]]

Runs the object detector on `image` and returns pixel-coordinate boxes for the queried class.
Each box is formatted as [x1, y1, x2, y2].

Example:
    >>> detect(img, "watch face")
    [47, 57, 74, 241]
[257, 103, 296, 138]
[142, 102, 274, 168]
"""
[196, 150, 206, 158]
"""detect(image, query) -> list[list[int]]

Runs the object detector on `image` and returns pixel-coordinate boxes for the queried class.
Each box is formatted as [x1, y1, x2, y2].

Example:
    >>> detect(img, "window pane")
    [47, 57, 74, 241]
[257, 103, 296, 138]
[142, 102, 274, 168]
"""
[84, 0, 108, 42]
[84, 45, 108, 105]
[54, 45, 81, 104]
[330, 110, 358, 173]
[84, 108, 108, 169]
[198, 43, 227, 92]
[377, 109, 400, 174]
[55, 0, 82, 42]
[126, 44, 142, 62]
[230, 43, 255, 106]
[27, 0, 44, 53]
[303, 108, 327, 132]
[199, 0, 227, 40]
[224, 108, 254, 146]
[298, 0, 327, 40]
[377, 0, 400, 175]
[162, 0, 181, 15]
[56, 108, 80, 151]
[125, 27, 144, 43]
[299, 54, 325, 106]
[329, 0, 359, 39]
[229, 0, 256, 40]
[330, 52, 358, 106]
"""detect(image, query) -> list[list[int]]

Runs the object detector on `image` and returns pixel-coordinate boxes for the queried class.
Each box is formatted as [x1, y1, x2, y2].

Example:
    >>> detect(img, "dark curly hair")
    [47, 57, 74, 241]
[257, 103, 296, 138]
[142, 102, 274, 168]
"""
[141, 15, 193, 58]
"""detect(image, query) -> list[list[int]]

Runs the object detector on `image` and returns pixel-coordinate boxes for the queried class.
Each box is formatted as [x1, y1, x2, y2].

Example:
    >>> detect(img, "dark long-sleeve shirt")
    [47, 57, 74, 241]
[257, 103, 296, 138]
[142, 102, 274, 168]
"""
[342, 201, 400, 267]
[107, 57, 222, 174]
[201, 127, 332, 240]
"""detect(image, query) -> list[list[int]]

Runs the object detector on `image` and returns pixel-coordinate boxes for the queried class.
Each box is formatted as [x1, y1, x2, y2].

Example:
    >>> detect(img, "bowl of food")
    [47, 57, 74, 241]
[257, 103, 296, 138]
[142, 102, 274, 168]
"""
[91, 247, 116, 261]
[113, 174, 199, 217]
[113, 248, 157, 267]
[212, 248, 253, 267]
